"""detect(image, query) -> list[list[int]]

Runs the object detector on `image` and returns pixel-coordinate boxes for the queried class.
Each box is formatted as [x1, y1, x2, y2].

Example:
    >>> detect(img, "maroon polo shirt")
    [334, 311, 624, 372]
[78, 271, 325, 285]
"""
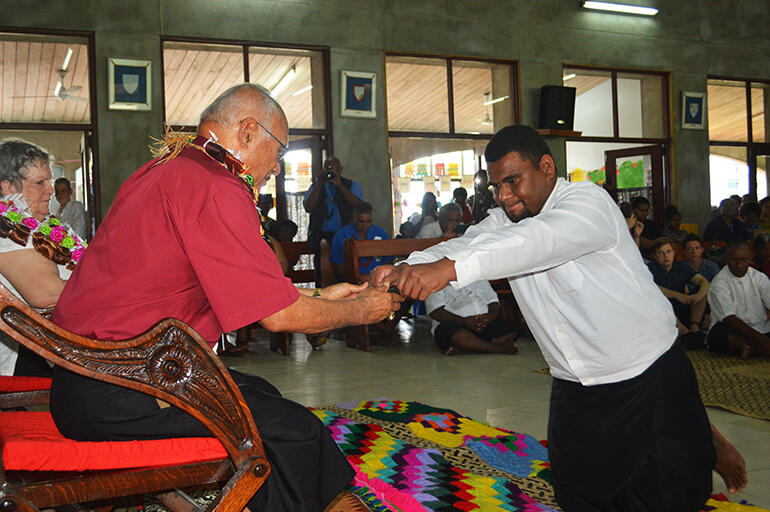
[51, 147, 299, 345]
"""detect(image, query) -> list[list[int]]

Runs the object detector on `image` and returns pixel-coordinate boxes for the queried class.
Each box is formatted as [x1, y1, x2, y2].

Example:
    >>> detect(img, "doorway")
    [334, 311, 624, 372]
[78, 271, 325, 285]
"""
[604, 144, 664, 228]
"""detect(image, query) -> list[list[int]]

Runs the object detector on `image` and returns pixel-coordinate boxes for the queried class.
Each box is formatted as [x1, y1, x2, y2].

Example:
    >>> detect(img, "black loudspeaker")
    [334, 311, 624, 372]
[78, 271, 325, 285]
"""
[539, 86, 576, 130]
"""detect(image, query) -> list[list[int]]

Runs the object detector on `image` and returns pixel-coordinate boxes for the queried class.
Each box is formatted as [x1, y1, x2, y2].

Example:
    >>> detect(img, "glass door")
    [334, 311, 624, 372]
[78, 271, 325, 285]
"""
[604, 144, 664, 227]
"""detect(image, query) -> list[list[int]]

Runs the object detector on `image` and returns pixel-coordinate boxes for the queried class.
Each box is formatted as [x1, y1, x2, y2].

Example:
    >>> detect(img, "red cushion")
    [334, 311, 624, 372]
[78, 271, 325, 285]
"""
[0, 411, 228, 471]
[0, 377, 52, 393]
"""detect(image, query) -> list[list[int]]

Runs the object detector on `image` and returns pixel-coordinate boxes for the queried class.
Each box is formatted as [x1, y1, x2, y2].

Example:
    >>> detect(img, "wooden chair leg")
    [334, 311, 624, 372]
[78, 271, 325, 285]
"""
[269, 332, 290, 356]
[344, 325, 368, 351]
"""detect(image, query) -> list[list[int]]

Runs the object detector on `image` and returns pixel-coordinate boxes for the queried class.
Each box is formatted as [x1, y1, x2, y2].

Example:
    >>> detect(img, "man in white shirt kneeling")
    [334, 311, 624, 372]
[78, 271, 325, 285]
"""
[707, 239, 770, 358]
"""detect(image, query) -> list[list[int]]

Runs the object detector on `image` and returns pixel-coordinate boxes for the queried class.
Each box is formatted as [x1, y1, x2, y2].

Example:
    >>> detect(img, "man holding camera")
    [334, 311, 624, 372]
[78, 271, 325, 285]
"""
[303, 156, 363, 284]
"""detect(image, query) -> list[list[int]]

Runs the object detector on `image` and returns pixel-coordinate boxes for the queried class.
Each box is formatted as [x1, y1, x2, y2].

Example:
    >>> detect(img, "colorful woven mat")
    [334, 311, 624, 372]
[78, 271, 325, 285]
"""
[315, 400, 768, 512]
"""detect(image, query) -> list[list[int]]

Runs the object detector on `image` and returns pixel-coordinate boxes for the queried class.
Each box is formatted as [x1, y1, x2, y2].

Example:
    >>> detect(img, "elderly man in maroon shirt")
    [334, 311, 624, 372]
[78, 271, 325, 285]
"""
[49, 83, 400, 512]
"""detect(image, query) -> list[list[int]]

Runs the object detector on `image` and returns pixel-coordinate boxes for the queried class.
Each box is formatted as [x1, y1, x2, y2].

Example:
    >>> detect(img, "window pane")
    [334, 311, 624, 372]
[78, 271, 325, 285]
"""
[0, 33, 90, 124]
[249, 47, 325, 129]
[386, 56, 449, 132]
[708, 80, 747, 142]
[617, 72, 666, 138]
[564, 68, 613, 137]
[751, 83, 767, 143]
[390, 137, 488, 230]
[163, 42, 243, 126]
[452, 60, 513, 134]
[709, 146, 748, 206]
[757, 155, 767, 200]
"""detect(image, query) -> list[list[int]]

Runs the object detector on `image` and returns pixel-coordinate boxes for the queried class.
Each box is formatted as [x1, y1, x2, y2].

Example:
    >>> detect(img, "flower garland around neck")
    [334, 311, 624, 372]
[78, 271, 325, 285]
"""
[149, 127, 261, 216]
[0, 199, 87, 270]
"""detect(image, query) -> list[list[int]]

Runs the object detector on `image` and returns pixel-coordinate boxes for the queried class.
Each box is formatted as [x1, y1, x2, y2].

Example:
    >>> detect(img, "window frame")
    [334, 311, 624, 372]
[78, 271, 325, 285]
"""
[0, 26, 101, 224]
[707, 75, 770, 197]
[385, 51, 520, 140]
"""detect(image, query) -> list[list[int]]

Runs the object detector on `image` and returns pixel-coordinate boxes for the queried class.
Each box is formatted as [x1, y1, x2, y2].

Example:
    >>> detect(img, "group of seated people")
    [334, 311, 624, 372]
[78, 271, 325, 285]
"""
[625, 193, 770, 359]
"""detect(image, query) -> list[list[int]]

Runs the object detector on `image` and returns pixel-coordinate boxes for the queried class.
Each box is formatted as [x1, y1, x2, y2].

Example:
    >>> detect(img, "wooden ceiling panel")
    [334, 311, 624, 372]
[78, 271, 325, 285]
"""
[452, 65, 493, 134]
[386, 60, 449, 132]
[0, 39, 89, 124]
[708, 84, 748, 142]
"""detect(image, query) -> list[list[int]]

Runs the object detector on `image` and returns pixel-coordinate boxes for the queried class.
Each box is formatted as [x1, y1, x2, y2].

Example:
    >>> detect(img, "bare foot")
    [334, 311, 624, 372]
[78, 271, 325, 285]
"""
[445, 346, 466, 356]
[712, 425, 747, 493]
[308, 335, 327, 349]
[741, 344, 751, 359]
[505, 341, 519, 354]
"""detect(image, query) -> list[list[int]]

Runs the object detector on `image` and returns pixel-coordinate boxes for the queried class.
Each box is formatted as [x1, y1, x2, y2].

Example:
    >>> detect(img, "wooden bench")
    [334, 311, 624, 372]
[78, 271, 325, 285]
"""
[342, 237, 521, 351]
[0, 282, 270, 512]
[266, 240, 332, 355]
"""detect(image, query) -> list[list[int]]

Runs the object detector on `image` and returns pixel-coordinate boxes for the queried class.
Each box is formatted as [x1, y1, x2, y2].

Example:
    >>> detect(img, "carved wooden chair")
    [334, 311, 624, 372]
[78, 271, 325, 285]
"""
[0, 282, 271, 512]
[0, 376, 50, 410]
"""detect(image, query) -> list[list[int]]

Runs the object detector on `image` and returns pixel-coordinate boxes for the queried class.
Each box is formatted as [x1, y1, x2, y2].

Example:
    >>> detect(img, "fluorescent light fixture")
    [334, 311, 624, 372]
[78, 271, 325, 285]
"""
[54, 82, 62, 97]
[292, 84, 312, 96]
[61, 47, 73, 71]
[271, 65, 297, 97]
[581, 1, 658, 16]
[483, 95, 509, 106]
[563, 73, 577, 81]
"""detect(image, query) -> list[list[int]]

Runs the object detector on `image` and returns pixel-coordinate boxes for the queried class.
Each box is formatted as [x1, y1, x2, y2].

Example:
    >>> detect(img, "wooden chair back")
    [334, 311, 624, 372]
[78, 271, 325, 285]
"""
[280, 239, 332, 286]
[0, 282, 270, 512]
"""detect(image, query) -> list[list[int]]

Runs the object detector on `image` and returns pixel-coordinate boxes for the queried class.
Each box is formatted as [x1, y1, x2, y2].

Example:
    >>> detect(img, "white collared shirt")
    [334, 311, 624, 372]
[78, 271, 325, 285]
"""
[405, 178, 677, 385]
[425, 280, 499, 334]
[708, 266, 770, 332]
[57, 199, 88, 239]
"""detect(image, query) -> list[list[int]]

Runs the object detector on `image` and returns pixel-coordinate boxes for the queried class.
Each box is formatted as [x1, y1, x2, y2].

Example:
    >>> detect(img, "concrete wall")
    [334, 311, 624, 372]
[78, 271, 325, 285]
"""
[2, 0, 769, 231]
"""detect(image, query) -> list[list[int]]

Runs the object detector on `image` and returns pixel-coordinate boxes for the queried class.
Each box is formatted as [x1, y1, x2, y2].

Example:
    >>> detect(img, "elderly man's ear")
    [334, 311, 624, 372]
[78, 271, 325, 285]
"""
[0, 180, 18, 195]
[237, 117, 257, 149]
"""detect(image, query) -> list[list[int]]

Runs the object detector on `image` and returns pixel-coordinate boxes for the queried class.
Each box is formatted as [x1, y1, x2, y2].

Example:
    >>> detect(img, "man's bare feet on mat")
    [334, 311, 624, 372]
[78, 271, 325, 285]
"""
[741, 344, 751, 359]
[712, 425, 747, 493]
[492, 333, 519, 354]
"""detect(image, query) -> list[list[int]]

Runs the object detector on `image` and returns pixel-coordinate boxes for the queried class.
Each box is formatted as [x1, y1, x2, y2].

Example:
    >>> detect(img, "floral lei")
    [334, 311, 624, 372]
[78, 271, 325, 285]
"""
[0, 199, 87, 270]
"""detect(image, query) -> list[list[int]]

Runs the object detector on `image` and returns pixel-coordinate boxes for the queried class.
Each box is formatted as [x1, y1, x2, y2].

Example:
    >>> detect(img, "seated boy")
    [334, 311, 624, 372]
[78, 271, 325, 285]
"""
[707, 240, 770, 358]
[647, 237, 710, 336]
[425, 280, 518, 355]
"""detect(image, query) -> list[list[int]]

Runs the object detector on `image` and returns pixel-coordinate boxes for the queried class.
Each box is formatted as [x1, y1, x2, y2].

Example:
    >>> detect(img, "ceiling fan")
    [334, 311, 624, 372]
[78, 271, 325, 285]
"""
[11, 47, 88, 102]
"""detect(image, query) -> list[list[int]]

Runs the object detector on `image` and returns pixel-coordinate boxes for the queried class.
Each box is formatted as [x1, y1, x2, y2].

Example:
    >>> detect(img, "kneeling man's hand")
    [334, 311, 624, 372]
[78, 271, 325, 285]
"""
[370, 264, 402, 288]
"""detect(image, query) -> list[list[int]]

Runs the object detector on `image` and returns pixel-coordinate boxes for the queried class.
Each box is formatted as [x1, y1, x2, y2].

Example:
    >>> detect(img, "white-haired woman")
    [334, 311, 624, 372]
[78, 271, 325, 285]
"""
[0, 138, 86, 376]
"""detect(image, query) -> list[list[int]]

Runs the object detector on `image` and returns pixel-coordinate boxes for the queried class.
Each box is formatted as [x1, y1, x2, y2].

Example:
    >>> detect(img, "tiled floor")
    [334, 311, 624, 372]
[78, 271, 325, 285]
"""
[228, 317, 770, 509]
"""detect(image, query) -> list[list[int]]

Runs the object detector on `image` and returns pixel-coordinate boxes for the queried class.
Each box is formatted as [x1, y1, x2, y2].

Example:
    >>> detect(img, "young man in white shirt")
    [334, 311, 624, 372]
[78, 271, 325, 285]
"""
[373, 125, 746, 510]
[707, 240, 770, 358]
[426, 280, 518, 355]
[53, 177, 88, 239]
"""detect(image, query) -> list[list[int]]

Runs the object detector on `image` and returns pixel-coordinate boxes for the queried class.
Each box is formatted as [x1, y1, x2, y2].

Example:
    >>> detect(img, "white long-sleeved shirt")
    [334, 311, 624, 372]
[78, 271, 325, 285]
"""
[405, 178, 677, 385]
[57, 200, 88, 239]
[708, 266, 770, 332]
[425, 280, 499, 335]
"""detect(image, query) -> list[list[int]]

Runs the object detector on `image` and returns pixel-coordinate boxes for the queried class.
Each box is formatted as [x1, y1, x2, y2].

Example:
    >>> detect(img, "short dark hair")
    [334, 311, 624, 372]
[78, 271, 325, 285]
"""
[663, 204, 681, 222]
[650, 237, 675, 253]
[353, 201, 373, 216]
[484, 125, 553, 168]
[740, 201, 760, 218]
[453, 187, 467, 200]
[0, 138, 52, 191]
[683, 234, 703, 248]
[759, 196, 770, 208]
[54, 177, 72, 190]
[631, 196, 650, 209]
[474, 169, 488, 180]
[727, 238, 750, 254]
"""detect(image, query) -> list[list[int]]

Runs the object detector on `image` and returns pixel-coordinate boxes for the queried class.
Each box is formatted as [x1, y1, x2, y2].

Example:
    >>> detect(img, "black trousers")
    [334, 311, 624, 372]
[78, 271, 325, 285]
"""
[50, 367, 353, 512]
[548, 343, 715, 512]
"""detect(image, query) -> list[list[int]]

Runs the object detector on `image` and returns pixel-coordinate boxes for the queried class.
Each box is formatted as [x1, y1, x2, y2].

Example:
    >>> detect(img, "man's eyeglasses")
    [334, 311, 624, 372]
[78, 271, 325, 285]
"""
[252, 119, 289, 161]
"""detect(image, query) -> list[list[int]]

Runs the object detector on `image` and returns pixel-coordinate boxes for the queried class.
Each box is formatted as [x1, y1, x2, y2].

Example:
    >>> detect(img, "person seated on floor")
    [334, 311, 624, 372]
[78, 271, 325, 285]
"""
[417, 202, 462, 239]
[48, 83, 402, 512]
[453, 187, 473, 224]
[684, 234, 720, 289]
[426, 279, 518, 355]
[704, 198, 748, 243]
[707, 239, 770, 359]
[739, 200, 762, 239]
[631, 195, 660, 257]
[329, 201, 392, 281]
[0, 139, 87, 377]
[647, 237, 710, 337]
[660, 204, 689, 242]
[750, 235, 770, 277]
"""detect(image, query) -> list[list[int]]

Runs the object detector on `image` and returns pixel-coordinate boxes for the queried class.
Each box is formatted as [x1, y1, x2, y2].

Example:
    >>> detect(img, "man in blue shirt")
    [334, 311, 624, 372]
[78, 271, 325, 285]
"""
[330, 201, 392, 280]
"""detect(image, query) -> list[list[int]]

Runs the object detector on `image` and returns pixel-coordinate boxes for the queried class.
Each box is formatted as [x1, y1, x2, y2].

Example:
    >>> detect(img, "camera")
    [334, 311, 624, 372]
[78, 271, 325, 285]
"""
[325, 164, 335, 180]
